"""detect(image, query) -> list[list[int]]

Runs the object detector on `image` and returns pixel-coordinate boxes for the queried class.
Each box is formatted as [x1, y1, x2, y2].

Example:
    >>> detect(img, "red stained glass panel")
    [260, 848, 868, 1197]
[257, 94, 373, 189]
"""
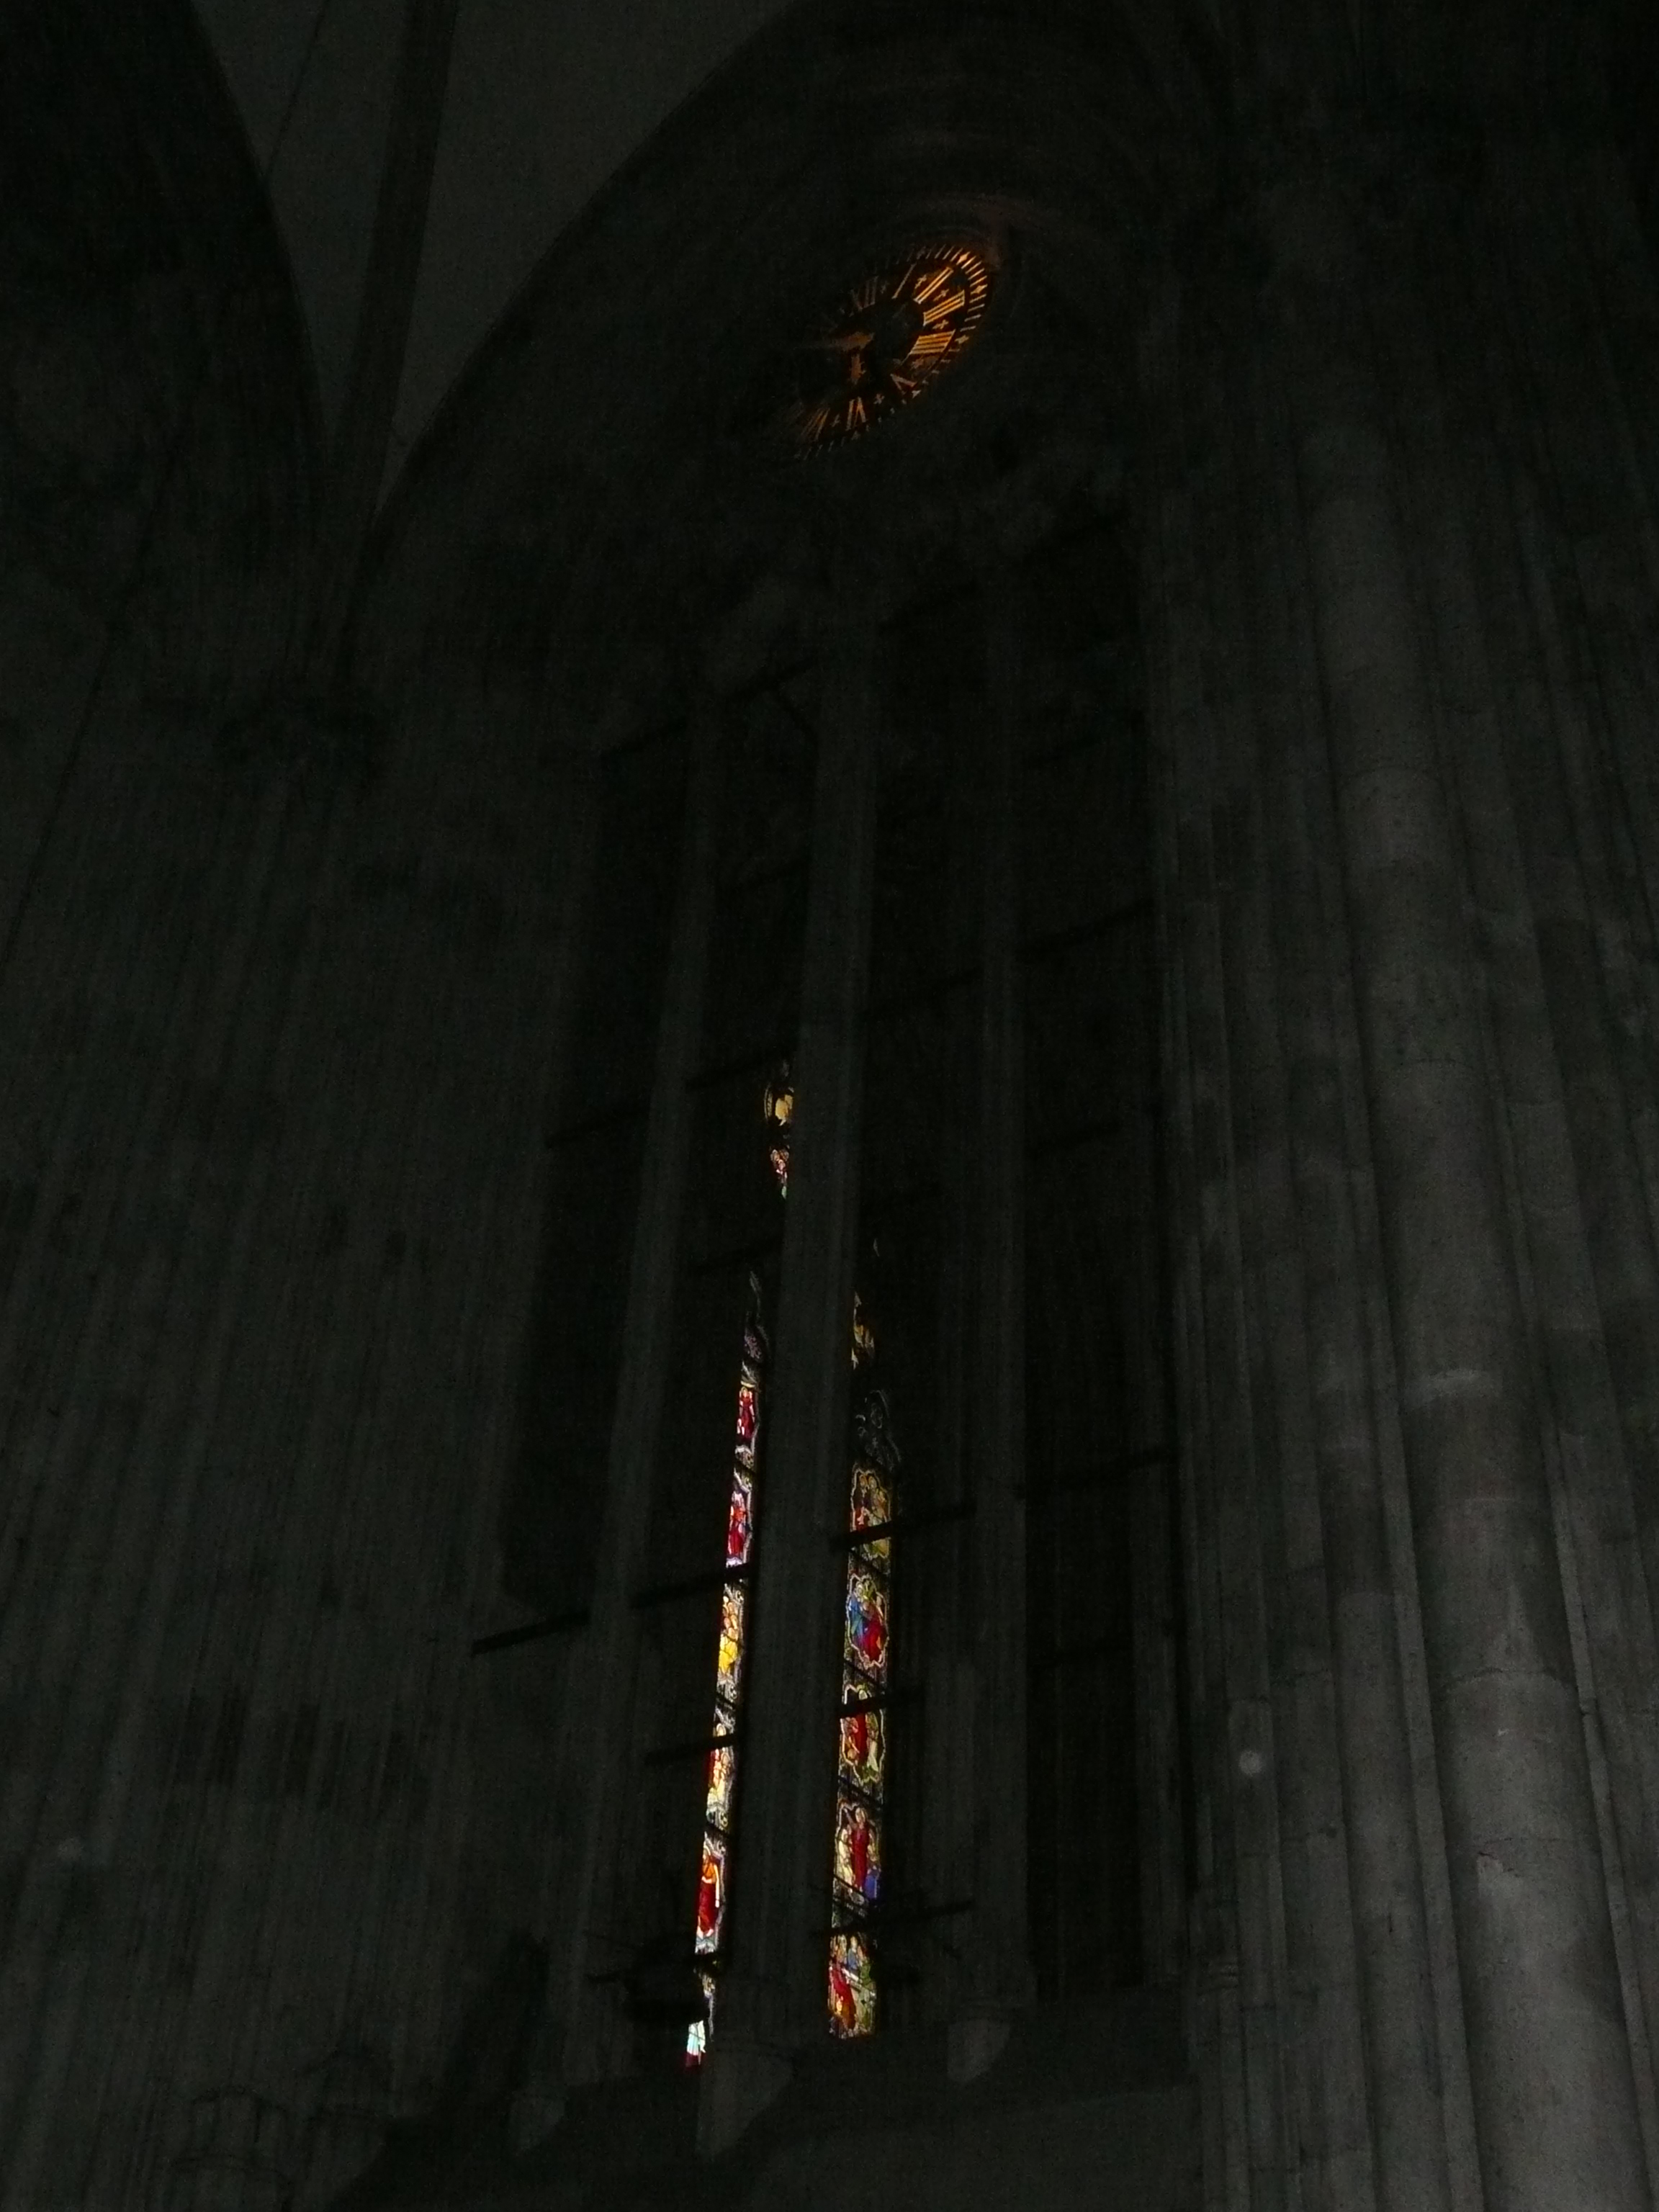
[838, 1703, 884, 1794]
[828, 1932, 878, 2038]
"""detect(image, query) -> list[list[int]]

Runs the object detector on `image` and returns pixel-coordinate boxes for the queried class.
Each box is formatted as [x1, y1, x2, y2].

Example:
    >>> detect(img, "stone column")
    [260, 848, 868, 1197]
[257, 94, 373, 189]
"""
[950, 573, 1035, 2080]
[698, 601, 882, 2155]
[1274, 181, 1650, 2212]
[536, 701, 724, 2092]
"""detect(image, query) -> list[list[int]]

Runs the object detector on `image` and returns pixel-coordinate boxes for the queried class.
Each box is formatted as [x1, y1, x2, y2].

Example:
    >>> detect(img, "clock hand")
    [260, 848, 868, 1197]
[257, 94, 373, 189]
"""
[795, 330, 876, 354]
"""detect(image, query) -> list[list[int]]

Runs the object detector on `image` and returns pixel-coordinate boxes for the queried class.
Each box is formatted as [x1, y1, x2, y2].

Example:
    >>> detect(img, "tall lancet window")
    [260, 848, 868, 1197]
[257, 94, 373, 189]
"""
[685, 1276, 767, 2064]
[685, 1069, 795, 2064]
[512, 524, 1181, 2094]
[686, 1066, 902, 2054]
[830, 1300, 899, 2036]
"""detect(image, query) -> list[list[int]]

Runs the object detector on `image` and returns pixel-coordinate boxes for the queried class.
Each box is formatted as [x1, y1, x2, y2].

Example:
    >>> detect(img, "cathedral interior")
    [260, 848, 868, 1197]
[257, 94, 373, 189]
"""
[4, 0, 1659, 2206]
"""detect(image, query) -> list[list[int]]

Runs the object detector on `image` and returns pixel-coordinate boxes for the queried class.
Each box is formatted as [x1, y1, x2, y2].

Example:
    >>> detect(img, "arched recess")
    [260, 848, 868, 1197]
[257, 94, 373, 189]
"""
[340, 0, 1223, 2140]
[0, 0, 320, 922]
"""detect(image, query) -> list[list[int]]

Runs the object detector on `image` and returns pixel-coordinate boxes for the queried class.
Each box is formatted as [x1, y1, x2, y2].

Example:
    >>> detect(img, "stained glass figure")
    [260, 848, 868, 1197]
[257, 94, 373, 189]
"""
[838, 1702, 884, 1793]
[688, 1076, 904, 2058]
[833, 1794, 883, 1903]
[828, 1931, 878, 2038]
[763, 1064, 794, 1195]
[716, 1582, 747, 1707]
[704, 1742, 737, 1830]
[686, 1272, 768, 2066]
[844, 1560, 890, 1676]
[851, 1290, 876, 1369]
[828, 1330, 901, 2038]
[849, 1460, 891, 1533]
[696, 1835, 727, 1947]
[724, 1470, 752, 1573]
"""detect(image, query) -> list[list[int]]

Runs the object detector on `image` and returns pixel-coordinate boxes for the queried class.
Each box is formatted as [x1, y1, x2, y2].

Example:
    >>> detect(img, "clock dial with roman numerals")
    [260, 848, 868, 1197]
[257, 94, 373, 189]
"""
[779, 242, 994, 453]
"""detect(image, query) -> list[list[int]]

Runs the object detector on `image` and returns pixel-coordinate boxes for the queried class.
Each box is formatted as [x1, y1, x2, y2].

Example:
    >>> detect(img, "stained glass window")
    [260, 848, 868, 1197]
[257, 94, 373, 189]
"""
[685, 1278, 767, 2064]
[830, 1326, 899, 2038]
[763, 1064, 794, 1195]
[687, 1070, 899, 2059]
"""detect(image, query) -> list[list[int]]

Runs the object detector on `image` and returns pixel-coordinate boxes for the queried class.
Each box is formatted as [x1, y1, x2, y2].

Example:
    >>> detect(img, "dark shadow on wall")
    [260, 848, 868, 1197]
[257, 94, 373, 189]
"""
[328, 1932, 549, 2208]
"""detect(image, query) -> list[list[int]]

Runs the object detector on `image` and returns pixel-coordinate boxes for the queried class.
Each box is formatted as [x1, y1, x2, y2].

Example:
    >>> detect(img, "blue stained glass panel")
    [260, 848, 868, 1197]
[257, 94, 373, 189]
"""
[844, 1562, 889, 1678]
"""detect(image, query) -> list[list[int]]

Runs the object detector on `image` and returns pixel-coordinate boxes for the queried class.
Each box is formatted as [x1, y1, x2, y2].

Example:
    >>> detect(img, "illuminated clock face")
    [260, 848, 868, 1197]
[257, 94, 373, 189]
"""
[780, 243, 994, 453]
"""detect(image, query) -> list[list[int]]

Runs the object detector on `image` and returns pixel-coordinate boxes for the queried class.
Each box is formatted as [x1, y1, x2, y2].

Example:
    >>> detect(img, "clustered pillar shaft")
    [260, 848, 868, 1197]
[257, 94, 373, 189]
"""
[1275, 184, 1650, 2212]
[1253, 475, 1452, 2212]
[698, 602, 883, 2155]
[1153, 129, 1659, 2210]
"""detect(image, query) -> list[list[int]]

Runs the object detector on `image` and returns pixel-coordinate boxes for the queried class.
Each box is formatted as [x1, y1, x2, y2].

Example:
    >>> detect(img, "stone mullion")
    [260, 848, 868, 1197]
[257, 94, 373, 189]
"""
[1272, 177, 1650, 2212]
[698, 603, 881, 2156]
